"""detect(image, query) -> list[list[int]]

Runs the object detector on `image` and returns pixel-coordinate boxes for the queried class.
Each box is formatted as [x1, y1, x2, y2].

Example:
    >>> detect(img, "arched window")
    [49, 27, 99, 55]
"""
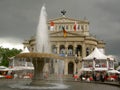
[68, 45, 73, 56]
[76, 45, 82, 56]
[60, 45, 65, 56]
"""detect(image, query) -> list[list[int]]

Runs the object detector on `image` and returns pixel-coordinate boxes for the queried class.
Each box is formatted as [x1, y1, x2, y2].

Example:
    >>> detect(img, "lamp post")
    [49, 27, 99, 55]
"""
[75, 54, 79, 74]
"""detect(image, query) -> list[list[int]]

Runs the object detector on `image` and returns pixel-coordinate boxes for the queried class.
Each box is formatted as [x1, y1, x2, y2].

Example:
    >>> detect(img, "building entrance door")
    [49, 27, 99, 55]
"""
[68, 62, 74, 74]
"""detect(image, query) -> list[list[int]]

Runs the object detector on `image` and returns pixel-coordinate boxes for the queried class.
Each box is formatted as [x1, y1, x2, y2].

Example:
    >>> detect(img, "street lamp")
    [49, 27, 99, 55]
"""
[74, 54, 79, 74]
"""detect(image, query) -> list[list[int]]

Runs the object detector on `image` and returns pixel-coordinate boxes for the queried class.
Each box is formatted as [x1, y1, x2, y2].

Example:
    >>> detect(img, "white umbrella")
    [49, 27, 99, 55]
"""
[9, 66, 24, 71]
[22, 67, 34, 70]
[95, 68, 108, 71]
[0, 66, 10, 71]
[81, 68, 92, 71]
[107, 69, 120, 74]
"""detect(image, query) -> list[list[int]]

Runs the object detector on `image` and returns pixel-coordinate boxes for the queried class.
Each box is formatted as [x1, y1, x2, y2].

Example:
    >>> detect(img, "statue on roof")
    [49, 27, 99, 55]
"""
[61, 10, 66, 16]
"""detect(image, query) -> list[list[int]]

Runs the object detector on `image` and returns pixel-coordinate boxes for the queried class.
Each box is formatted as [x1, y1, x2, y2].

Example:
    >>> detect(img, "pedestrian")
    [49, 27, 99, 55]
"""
[100, 73, 105, 82]
[92, 73, 96, 81]
[80, 74, 83, 81]
[14, 73, 18, 79]
[74, 74, 78, 81]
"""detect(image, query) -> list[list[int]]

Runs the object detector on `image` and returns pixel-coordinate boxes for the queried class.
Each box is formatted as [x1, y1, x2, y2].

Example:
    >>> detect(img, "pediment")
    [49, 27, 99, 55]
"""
[48, 16, 89, 24]
[48, 17, 78, 23]
[49, 31, 84, 37]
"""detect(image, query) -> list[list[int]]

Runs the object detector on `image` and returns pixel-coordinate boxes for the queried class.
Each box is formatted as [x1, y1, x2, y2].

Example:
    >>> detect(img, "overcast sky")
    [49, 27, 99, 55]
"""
[0, 0, 120, 59]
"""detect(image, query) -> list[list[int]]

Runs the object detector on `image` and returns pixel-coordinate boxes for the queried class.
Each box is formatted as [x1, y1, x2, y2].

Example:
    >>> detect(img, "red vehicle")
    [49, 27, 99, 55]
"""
[5, 75, 13, 79]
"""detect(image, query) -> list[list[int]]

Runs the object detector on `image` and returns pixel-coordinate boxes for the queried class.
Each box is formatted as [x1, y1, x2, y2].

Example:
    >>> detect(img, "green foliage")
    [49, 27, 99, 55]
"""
[0, 47, 22, 67]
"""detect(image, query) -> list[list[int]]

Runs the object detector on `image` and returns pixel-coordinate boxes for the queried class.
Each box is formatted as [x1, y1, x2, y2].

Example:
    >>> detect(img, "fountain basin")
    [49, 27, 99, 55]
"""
[16, 53, 65, 61]
[15, 52, 65, 85]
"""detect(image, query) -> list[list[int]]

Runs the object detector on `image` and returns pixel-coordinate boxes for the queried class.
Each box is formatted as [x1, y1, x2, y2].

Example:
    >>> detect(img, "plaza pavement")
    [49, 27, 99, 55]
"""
[0, 79, 119, 90]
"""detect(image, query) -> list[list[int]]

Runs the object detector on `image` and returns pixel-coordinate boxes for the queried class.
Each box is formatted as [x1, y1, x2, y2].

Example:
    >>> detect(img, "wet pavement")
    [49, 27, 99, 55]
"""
[0, 79, 119, 90]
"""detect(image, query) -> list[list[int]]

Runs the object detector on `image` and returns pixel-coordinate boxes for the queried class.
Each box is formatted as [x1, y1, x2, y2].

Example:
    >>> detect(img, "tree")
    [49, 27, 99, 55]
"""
[0, 47, 22, 67]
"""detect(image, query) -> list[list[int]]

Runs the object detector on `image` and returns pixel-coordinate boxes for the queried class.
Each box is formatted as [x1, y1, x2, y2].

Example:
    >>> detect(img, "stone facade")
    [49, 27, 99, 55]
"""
[23, 15, 105, 75]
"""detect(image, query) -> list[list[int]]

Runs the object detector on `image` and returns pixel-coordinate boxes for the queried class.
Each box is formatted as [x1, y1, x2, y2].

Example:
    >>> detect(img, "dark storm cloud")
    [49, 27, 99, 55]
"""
[91, 0, 120, 57]
[96, 0, 120, 22]
[0, 0, 120, 59]
[94, 0, 120, 37]
[0, 0, 42, 40]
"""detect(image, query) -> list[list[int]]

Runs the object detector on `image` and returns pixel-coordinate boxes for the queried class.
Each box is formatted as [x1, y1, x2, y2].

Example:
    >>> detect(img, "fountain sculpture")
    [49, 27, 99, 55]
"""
[16, 5, 64, 86]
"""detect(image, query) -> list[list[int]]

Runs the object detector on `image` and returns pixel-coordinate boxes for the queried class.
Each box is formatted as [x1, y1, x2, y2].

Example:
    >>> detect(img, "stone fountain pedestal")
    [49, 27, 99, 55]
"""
[30, 58, 51, 86]
[16, 53, 64, 86]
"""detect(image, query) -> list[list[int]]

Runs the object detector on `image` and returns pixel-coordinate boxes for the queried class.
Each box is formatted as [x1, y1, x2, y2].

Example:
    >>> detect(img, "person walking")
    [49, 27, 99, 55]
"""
[100, 73, 105, 82]
[74, 74, 78, 81]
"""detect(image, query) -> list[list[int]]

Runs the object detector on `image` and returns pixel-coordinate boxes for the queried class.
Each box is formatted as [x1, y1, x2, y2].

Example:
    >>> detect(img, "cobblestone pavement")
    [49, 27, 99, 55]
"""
[0, 79, 119, 90]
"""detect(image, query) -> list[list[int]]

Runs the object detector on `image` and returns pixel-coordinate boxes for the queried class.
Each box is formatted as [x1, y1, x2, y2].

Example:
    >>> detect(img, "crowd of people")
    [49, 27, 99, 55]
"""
[0, 70, 33, 79]
[73, 71, 120, 83]
[1, 70, 120, 84]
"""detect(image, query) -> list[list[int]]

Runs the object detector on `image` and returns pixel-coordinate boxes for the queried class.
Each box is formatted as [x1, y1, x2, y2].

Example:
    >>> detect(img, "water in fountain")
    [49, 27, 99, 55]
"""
[36, 5, 51, 53]
[32, 4, 51, 81]
[57, 60, 64, 82]
[35, 4, 64, 82]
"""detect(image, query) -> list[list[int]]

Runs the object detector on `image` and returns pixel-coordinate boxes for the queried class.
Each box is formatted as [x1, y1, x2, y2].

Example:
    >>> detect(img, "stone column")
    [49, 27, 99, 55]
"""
[65, 43, 68, 55]
[64, 59, 68, 75]
[65, 46, 68, 55]
[56, 43, 60, 54]
[82, 43, 86, 58]
[73, 43, 77, 55]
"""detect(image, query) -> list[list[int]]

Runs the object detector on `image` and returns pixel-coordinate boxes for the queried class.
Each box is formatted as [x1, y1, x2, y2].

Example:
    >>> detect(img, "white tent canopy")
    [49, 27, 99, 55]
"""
[21, 47, 29, 53]
[83, 47, 108, 60]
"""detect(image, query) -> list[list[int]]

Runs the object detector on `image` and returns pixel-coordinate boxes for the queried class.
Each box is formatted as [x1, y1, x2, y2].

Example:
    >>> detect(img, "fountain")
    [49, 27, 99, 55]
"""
[15, 5, 65, 87]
